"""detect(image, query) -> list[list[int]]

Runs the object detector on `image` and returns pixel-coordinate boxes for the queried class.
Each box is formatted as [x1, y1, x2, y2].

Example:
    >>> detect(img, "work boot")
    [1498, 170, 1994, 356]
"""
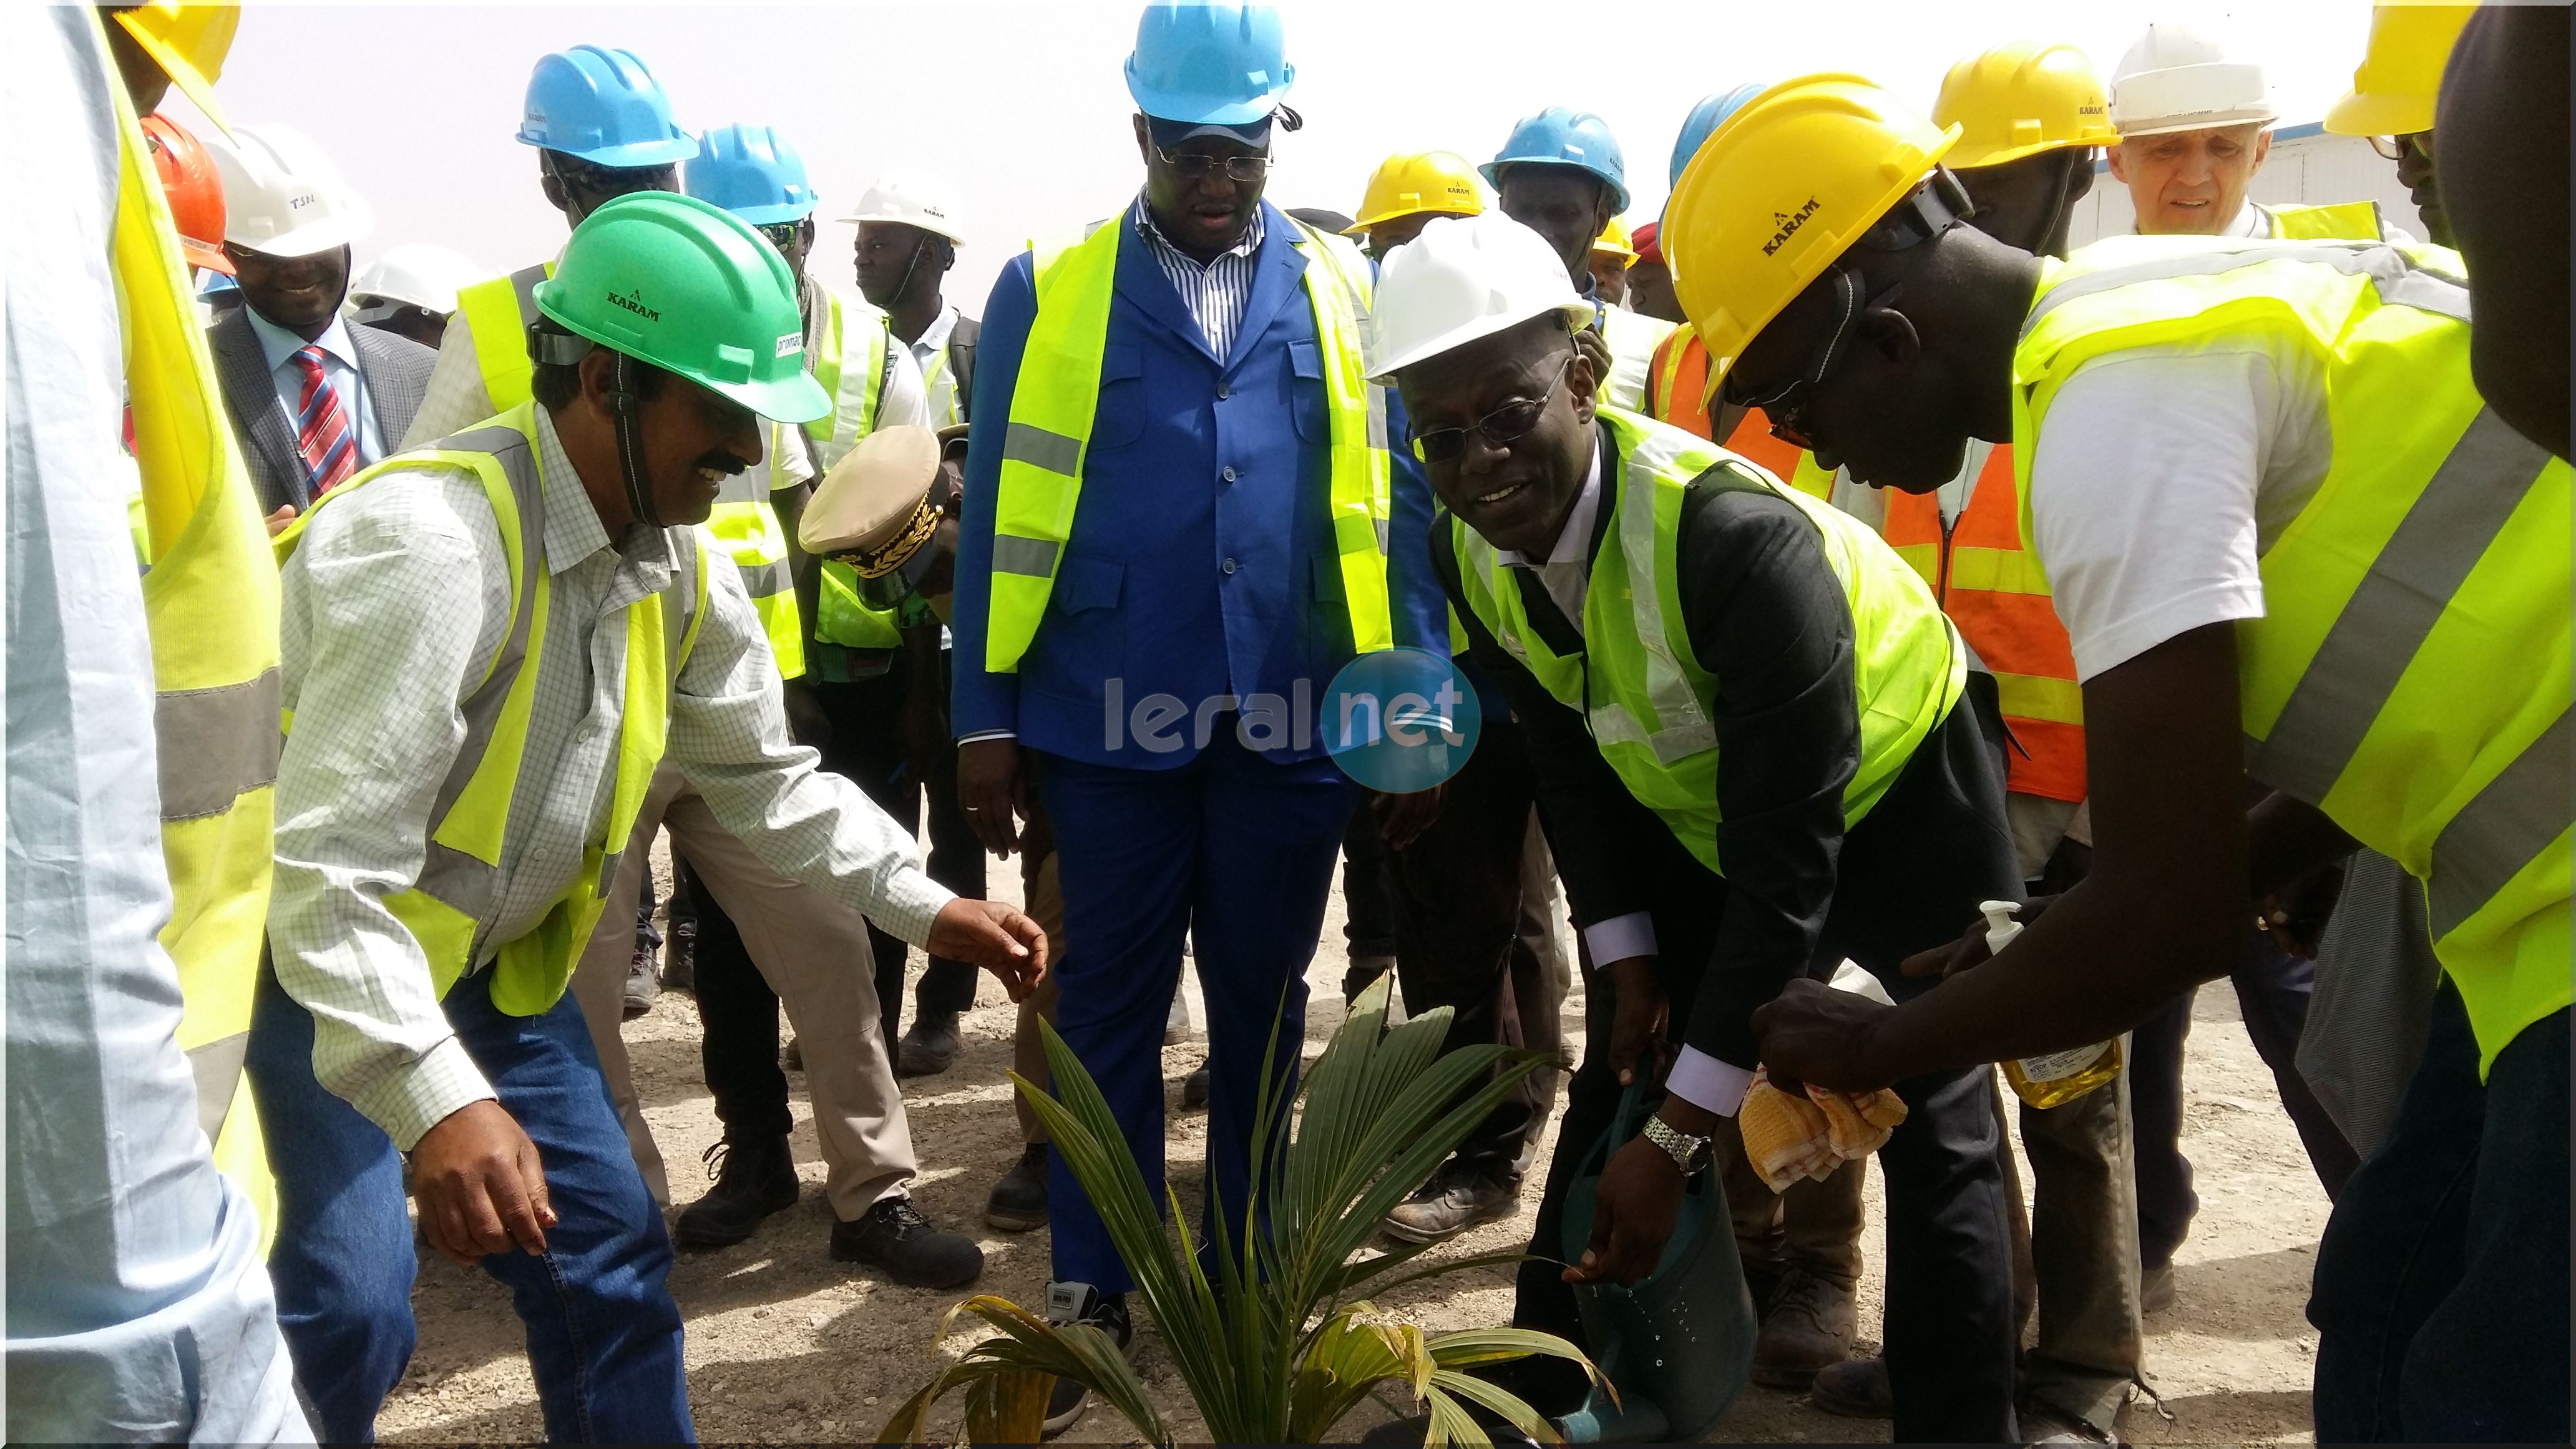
[1752, 1268, 1856, 1389]
[1342, 953, 1396, 1004]
[1041, 1282, 1133, 1437]
[831, 1195, 983, 1288]
[1808, 1355, 1892, 1419]
[1380, 1158, 1521, 1243]
[1180, 1063, 1211, 1110]
[659, 917, 696, 992]
[987, 1143, 1050, 1231]
[622, 945, 660, 1018]
[672, 1134, 799, 1250]
[783, 1035, 803, 1072]
[897, 1010, 962, 1076]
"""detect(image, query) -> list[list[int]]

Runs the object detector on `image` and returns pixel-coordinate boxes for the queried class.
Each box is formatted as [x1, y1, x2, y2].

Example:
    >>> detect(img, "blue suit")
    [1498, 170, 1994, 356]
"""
[955, 200, 1439, 1291]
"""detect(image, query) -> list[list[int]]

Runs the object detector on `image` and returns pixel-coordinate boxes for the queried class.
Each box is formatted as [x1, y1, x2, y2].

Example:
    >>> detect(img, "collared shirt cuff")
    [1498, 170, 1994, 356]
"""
[1582, 911, 1656, 965]
[358, 1036, 497, 1153]
[871, 866, 957, 950]
[1666, 1047, 1755, 1118]
[956, 729, 1016, 745]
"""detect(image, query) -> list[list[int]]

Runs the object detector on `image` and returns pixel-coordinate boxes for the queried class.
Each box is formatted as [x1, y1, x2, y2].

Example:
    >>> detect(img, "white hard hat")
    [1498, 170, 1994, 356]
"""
[2108, 21, 2276, 137]
[837, 172, 967, 245]
[1366, 213, 1594, 381]
[349, 243, 494, 318]
[205, 122, 375, 258]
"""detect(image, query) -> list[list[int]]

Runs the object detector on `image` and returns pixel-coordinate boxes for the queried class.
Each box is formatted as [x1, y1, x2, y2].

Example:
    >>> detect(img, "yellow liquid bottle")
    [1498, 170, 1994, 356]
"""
[1980, 900, 2124, 1110]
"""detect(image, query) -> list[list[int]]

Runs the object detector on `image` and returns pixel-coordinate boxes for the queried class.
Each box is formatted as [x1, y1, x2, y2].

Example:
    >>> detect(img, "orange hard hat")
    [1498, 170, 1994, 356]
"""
[142, 112, 233, 275]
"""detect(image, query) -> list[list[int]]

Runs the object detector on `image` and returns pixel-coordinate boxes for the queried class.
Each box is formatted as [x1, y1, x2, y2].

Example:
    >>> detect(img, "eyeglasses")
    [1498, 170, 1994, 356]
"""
[1155, 147, 1272, 182]
[2367, 132, 2432, 162]
[1408, 352, 1576, 464]
[756, 221, 805, 251]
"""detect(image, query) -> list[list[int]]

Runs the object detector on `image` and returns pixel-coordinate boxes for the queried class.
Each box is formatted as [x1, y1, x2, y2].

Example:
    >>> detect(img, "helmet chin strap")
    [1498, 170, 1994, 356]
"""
[606, 349, 662, 531]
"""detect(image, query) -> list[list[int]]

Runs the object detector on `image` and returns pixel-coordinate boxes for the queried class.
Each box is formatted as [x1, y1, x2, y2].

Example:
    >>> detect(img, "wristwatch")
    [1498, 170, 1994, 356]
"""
[1642, 1114, 1714, 1177]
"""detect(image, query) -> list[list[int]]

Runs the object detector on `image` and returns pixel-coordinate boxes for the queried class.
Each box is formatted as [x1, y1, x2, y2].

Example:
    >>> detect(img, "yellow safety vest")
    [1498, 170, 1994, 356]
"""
[276, 404, 708, 1015]
[2016, 236, 2571, 1071]
[803, 290, 911, 651]
[1453, 408, 1966, 874]
[107, 36, 281, 1248]
[457, 263, 804, 676]
[2265, 201, 2391, 241]
[983, 215, 1392, 672]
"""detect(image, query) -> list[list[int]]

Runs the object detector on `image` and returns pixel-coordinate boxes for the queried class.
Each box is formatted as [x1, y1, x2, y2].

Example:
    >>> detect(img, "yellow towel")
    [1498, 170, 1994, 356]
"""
[1738, 1068, 1910, 1193]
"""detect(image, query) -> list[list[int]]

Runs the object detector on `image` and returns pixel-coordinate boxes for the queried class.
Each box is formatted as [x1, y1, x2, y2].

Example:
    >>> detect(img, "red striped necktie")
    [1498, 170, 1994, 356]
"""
[292, 344, 358, 494]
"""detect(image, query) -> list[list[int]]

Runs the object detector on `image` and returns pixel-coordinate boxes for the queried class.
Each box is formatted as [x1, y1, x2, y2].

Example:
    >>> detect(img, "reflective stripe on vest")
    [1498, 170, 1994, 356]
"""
[1881, 441, 2086, 803]
[983, 216, 1392, 672]
[278, 404, 708, 1016]
[1453, 408, 1966, 874]
[811, 292, 910, 650]
[702, 472, 804, 678]
[108, 36, 281, 1245]
[2265, 201, 2389, 242]
[457, 263, 551, 414]
[2017, 236, 2570, 1070]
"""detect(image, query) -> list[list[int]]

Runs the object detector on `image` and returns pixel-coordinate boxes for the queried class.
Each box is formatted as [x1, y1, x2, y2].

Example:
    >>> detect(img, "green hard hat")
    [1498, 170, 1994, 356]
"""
[535, 191, 831, 424]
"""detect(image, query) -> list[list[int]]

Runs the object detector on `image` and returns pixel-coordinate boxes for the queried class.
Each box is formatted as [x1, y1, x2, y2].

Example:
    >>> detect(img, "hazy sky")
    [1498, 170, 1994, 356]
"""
[184, 1, 2383, 310]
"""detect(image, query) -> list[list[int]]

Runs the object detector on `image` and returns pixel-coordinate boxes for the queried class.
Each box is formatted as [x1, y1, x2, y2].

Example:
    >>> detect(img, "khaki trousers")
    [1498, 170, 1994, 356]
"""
[572, 759, 919, 1219]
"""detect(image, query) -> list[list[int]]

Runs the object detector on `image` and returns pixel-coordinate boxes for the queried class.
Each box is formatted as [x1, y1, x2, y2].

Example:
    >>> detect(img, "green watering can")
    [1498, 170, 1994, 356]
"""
[1554, 1084, 1758, 1443]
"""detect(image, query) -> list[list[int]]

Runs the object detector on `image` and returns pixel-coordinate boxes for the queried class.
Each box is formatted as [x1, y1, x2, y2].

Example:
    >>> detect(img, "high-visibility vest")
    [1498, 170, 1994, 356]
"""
[983, 215, 1392, 672]
[2264, 201, 2391, 241]
[803, 288, 910, 651]
[1881, 444, 2085, 803]
[1598, 304, 1677, 415]
[1452, 407, 1966, 873]
[109, 39, 280, 1247]
[457, 262, 805, 676]
[2017, 235, 2571, 1071]
[1647, 323, 1832, 500]
[276, 404, 708, 1015]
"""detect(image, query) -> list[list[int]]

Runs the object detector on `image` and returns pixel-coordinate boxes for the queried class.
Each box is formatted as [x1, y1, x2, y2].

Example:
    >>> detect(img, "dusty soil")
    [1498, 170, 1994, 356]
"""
[378, 851, 2331, 1444]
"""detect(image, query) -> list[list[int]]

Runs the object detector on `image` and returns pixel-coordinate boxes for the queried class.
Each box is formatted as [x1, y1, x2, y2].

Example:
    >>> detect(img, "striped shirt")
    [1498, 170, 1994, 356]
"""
[1130, 192, 1263, 360]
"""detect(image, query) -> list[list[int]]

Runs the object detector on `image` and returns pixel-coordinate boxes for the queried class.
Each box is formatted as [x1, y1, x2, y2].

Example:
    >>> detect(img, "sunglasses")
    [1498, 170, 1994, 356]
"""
[1408, 352, 1576, 464]
[756, 221, 806, 251]
[2367, 132, 2432, 163]
[1156, 147, 1272, 183]
[1721, 268, 1909, 452]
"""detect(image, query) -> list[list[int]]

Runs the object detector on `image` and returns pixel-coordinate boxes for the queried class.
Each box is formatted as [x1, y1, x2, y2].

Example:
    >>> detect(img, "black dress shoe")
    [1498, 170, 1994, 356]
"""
[830, 1195, 983, 1288]
[672, 1134, 798, 1249]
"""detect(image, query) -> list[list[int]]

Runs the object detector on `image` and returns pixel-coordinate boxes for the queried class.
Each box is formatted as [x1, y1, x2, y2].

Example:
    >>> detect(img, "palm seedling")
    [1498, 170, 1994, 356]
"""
[879, 972, 1601, 1445]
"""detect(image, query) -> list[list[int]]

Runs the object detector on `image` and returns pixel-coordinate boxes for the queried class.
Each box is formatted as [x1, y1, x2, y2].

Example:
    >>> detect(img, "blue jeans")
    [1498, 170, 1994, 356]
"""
[1035, 730, 1357, 1292]
[2308, 983, 2569, 1442]
[246, 962, 694, 1442]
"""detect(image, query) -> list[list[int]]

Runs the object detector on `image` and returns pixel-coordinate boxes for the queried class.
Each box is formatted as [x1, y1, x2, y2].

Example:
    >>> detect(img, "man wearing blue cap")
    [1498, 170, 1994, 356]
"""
[950, 3, 1438, 1433]
[404, 45, 700, 447]
[1485, 107, 1674, 413]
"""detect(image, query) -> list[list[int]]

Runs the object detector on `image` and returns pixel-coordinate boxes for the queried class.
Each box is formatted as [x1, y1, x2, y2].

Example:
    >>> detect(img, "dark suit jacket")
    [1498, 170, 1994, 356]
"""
[208, 305, 436, 515]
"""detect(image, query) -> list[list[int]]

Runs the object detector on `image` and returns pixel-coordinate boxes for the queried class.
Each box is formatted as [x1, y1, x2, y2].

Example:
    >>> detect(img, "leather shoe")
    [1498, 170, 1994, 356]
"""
[987, 1143, 1049, 1231]
[673, 1134, 799, 1249]
[1180, 1063, 1211, 1110]
[621, 946, 660, 1018]
[1752, 1267, 1856, 1388]
[659, 918, 696, 992]
[1380, 1158, 1520, 1243]
[897, 1011, 962, 1076]
[1808, 1355, 1892, 1419]
[831, 1195, 983, 1288]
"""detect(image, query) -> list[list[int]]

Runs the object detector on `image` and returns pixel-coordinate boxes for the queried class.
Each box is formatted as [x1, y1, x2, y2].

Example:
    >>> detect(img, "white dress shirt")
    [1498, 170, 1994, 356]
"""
[245, 305, 384, 467]
[270, 406, 954, 1148]
[909, 303, 965, 429]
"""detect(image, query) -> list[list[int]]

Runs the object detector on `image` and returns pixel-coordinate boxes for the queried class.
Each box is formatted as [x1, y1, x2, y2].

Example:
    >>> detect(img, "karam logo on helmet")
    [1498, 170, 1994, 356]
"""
[1762, 198, 1823, 256]
[608, 287, 661, 323]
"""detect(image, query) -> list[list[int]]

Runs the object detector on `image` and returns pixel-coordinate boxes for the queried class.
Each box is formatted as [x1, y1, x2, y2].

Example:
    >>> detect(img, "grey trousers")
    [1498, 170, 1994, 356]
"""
[2003, 1063, 2145, 1434]
[571, 760, 919, 1219]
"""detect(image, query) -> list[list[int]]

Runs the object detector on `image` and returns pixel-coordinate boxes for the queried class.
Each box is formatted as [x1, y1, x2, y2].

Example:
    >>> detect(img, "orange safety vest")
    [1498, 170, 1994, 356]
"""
[1647, 323, 1820, 494]
[1880, 445, 2085, 802]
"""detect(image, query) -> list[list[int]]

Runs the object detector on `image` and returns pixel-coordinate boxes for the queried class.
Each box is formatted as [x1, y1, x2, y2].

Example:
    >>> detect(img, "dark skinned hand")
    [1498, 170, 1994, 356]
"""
[1603, 955, 1672, 1089]
[1896, 894, 2062, 983]
[1370, 784, 1445, 850]
[2257, 860, 2348, 959]
[956, 738, 1028, 858]
[1564, 1135, 1686, 1285]
[409, 1099, 555, 1266]
[1573, 324, 1614, 393]
[1750, 978, 1897, 1094]
[927, 897, 1049, 1001]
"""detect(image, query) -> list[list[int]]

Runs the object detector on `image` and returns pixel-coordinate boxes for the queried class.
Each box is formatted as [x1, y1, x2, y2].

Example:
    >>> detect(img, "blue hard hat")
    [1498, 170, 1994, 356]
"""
[685, 124, 817, 225]
[1125, 3, 1296, 127]
[1480, 107, 1630, 214]
[517, 45, 698, 168]
[1669, 84, 1769, 188]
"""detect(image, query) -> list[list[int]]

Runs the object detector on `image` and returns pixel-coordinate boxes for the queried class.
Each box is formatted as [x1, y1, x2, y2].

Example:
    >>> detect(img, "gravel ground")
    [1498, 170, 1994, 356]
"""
[378, 849, 2332, 1444]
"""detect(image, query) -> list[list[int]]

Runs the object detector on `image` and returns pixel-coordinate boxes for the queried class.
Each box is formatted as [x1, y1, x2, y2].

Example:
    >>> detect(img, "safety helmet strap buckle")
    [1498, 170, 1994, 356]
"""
[1859, 168, 1975, 253]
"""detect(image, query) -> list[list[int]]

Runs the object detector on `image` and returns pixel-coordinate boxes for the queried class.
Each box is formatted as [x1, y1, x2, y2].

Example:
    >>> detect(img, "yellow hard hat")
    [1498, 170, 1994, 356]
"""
[1345, 150, 1483, 234]
[110, 2, 240, 130]
[1666, 74, 1959, 394]
[1591, 215, 1637, 264]
[2325, 5, 2476, 138]
[1933, 40, 2117, 169]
